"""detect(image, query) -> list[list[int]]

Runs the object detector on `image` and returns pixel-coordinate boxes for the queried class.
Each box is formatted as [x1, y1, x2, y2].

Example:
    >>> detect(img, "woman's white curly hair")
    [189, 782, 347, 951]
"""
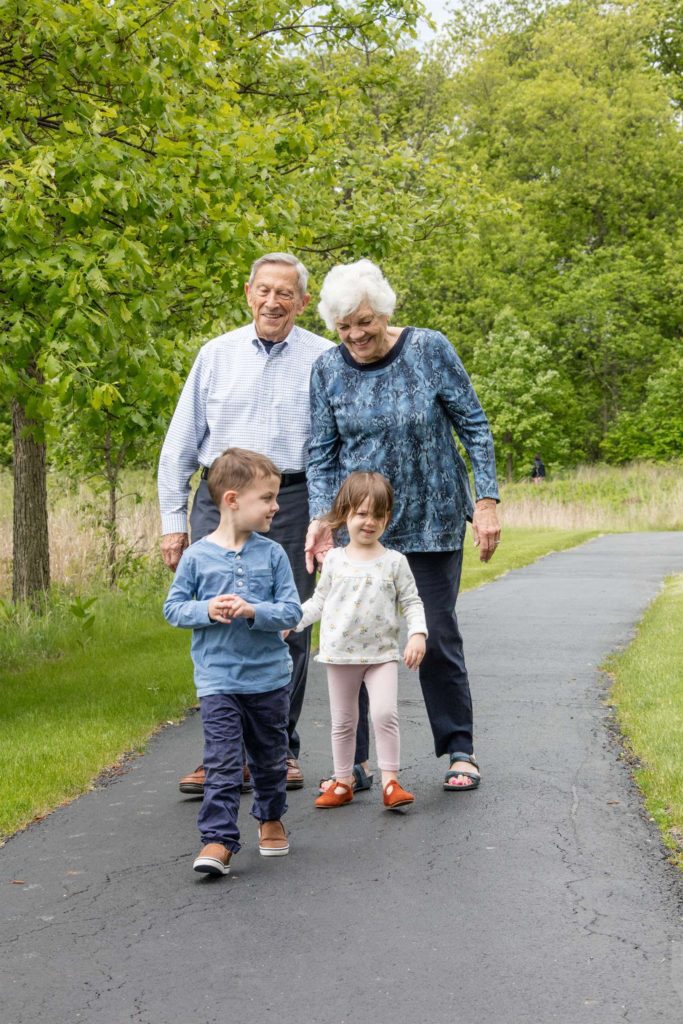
[317, 259, 396, 331]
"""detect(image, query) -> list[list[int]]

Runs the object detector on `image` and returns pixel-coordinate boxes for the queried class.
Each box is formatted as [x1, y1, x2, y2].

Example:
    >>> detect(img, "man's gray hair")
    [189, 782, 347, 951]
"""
[249, 253, 309, 295]
[317, 259, 396, 331]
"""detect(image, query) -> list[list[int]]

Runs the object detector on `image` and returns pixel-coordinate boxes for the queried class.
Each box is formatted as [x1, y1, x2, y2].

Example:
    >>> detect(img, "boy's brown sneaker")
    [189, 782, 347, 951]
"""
[258, 820, 290, 857]
[179, 764, 254, 795]
[193, 843, 232, 875]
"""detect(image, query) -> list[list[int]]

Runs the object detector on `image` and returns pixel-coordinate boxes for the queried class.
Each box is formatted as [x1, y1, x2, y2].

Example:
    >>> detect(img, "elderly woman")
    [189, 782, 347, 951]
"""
[304, 259, 501, 792]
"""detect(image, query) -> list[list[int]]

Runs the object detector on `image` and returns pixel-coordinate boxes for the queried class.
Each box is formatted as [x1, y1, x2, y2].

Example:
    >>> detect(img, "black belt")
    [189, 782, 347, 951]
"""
[200, 466, 306, 488]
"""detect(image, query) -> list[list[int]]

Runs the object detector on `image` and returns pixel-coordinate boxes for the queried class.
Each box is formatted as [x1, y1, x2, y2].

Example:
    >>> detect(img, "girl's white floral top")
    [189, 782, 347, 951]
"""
[295, 547, 427, 664]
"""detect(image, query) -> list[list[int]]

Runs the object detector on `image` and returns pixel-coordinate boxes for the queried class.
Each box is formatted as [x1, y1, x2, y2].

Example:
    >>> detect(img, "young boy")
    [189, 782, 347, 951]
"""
[164, 448, 302, 876]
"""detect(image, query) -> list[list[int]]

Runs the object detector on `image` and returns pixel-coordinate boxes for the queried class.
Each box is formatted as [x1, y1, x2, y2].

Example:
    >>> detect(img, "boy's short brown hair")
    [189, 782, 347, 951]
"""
[324, 471, 394, 531]
[207, 448, 281, 508]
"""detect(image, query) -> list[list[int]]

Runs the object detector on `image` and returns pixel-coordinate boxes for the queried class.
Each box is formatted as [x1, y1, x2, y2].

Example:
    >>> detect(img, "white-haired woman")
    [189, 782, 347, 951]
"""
[304, 259, 501, 792]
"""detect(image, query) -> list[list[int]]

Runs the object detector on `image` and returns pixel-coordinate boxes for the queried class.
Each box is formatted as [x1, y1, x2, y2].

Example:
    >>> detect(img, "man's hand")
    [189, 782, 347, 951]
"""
[472, 499, 501, 563]
[305, 519, 333, 573]
[208, 594, 256, 624]
[161, 532, 189, 571]
[403, 633, 426, 670]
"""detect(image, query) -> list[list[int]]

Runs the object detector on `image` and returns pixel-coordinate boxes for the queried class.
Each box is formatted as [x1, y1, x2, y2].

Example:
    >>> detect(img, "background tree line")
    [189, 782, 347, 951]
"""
[2, 0, 681, 602]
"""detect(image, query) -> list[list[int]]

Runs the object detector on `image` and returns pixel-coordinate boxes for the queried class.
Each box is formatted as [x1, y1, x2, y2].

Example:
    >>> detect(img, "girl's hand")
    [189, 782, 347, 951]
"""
[403, 633, 426, 670]
[282, 629, 291, 639]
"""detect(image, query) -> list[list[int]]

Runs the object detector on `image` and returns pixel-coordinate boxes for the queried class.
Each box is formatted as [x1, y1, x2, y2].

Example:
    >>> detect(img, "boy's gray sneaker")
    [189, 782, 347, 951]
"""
[193, 843, 232, 875]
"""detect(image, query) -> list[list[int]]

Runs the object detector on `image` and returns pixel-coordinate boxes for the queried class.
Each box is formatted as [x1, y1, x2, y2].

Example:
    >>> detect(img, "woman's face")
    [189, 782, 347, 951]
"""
[335, 302, 390, 363]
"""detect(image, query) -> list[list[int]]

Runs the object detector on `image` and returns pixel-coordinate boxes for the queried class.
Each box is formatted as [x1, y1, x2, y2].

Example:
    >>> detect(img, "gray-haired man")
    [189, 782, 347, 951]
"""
[158, 253, 334, 792]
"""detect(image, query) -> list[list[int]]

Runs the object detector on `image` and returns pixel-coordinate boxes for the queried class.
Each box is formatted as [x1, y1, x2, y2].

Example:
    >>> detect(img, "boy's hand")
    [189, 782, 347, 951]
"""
[208, 594, 255, 623]
[403, 633, 426, 671]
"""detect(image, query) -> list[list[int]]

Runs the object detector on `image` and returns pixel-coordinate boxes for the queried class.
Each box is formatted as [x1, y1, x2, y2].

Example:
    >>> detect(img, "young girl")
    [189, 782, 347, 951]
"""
[295, 471, 427, 810]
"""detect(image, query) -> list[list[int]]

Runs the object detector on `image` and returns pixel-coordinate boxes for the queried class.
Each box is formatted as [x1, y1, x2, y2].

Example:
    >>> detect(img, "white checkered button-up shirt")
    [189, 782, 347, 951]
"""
[158, 322, 334, 534]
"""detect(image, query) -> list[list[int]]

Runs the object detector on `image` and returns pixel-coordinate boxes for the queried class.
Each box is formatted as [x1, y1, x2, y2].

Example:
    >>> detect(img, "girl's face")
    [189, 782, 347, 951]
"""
[346, 497, 389, 547]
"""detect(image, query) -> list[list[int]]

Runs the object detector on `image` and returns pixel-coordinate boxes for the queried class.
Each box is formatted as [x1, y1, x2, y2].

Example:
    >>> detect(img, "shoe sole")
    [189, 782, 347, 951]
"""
[259, 846, 290, 857]
[180, 784, 254, 795]
[193, 858, 230, 875]
[314, 800, 353, 808]
[286, 780, 304, 790]
[384, 799, 415, 810]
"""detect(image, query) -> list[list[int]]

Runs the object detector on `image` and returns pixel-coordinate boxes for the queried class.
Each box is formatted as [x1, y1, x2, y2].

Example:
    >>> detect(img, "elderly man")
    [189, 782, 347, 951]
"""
[159, 253, 334, 793]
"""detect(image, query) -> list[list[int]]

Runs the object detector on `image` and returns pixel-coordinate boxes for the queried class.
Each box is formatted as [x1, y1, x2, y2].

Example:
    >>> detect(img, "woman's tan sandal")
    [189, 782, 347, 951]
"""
[314, 780, 354, 808]
[383, 780, 415, 809]
[443, 753, 480, 791]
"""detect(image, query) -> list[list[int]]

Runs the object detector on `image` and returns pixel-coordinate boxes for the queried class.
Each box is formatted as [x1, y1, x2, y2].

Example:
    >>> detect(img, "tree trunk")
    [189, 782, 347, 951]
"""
[12, 396, 50, 605]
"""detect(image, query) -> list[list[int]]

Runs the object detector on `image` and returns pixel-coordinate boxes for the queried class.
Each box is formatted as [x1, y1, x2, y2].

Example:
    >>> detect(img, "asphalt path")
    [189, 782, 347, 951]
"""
[2, 532, 683, 1024]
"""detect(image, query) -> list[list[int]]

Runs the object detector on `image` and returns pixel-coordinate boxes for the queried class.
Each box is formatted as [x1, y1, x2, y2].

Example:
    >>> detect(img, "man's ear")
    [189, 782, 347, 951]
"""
[299, 292, 311, 311]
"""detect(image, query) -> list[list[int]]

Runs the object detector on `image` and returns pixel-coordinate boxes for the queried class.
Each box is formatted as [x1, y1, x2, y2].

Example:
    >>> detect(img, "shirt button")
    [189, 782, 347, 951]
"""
[237, 581, 244, 587]
[237, 568, 243, 576]
[236, 555, 241, 560]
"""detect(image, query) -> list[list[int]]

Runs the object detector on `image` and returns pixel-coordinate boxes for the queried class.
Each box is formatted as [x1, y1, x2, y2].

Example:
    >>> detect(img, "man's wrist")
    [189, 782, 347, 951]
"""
[475, 497, 498, 509]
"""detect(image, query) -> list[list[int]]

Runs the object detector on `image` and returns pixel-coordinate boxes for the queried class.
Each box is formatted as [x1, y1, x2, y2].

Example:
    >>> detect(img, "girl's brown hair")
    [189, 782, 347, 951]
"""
[324, 471, 394, 531]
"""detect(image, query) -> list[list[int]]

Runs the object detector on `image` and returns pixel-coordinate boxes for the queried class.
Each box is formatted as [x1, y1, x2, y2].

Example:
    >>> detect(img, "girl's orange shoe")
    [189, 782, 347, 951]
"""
[383, 780, 415, 809]
[314, 780, 354, 808]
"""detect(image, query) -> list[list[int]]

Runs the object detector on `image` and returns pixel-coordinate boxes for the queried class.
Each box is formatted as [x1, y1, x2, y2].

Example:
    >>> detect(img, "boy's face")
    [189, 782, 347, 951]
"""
[227, 474, 281, 533]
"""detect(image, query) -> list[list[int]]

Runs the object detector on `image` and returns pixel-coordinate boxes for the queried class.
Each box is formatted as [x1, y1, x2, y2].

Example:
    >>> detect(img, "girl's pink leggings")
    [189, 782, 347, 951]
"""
[326, 662, 400, 777]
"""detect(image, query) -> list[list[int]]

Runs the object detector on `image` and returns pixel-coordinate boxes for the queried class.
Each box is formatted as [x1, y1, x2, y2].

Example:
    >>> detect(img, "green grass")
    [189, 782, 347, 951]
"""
[605, 575, 683, 868]
[0, 585, 194, 839]
[0, 526, 597, 841]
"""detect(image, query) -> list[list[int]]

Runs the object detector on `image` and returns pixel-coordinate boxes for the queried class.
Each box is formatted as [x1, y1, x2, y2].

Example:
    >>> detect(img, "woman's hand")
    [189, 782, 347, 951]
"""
[403, 633, 426, 670]
[305, 519, 333, 573]
[472, 499, 501, 562]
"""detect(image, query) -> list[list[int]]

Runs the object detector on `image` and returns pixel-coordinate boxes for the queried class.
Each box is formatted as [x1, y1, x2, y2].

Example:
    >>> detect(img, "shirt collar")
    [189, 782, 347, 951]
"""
[250, 321, 298, 353]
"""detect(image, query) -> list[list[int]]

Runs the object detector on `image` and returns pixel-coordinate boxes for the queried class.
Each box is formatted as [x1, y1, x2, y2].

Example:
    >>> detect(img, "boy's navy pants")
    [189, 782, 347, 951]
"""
[198, 686, 289, 853]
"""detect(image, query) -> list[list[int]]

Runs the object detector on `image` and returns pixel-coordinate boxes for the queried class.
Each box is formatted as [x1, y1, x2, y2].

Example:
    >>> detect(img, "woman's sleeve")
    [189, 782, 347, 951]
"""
[395, 556, 428, 638]
[294, 552, 336, 632]
[432, 333, 500, 502]
[306, 358, 341, 521]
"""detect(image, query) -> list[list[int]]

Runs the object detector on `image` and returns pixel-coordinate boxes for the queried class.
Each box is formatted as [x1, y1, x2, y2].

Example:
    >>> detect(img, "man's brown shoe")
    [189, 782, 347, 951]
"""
[258, 820, 290, 857]
[286, 757, 304, 790]
[179, 764, 254, 796]
[193, 843, 231, 876]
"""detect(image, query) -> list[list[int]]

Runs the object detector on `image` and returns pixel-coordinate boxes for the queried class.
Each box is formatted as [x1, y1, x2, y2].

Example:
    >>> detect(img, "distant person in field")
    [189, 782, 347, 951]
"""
[163, 448, 302, 876]
[304, 259, 501, 795]
[531, 454, 546, 484]
[158, 253, 334, 796]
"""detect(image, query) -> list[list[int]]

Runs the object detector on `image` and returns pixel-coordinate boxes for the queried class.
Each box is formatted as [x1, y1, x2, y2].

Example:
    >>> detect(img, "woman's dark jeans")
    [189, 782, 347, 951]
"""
[354, 549, 473, 763]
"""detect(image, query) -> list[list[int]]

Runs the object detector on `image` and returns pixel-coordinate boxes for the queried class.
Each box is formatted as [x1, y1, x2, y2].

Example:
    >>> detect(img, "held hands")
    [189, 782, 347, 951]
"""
[305, 519, 333, 573]
[403, 633, 426, 671]
[472, 499, 501, 563]
[208, 593, 256, 624]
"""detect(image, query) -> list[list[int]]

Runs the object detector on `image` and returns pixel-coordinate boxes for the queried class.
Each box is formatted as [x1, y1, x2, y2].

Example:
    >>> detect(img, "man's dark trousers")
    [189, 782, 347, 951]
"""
[190, 478, 315, 759]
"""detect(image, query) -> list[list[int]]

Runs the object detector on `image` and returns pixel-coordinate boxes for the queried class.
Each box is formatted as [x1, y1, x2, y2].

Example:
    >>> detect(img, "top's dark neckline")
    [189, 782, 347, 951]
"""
[339, 327, 411, 371]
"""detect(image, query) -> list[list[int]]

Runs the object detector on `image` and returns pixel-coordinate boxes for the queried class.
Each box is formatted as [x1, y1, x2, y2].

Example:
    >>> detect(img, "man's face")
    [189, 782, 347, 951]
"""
[245, 263, 310, 341]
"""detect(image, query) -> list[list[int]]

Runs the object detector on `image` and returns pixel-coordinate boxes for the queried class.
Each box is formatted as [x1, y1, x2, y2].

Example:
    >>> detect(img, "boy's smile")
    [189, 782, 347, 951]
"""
[231, 474, 281, 534]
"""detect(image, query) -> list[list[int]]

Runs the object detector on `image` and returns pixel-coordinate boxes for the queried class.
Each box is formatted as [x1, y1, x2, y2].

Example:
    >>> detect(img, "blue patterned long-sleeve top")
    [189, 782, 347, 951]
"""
[307, 327, 499, 552]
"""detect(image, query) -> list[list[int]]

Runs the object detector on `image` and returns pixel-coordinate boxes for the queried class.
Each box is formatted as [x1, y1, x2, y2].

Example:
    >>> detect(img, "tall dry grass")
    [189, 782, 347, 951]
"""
[499, 462, 683, 532]
[1, 462, 681, 598]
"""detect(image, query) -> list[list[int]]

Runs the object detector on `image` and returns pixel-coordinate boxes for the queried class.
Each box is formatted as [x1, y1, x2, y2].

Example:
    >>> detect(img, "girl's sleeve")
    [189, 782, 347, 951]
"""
[395, 556, 428, 638]
[432, 332, 500, 502]
[306, 358, 341, 521]
[250, 547, 303, 632]
[294, 550, 336, 631]
[163, 552, 214, 629]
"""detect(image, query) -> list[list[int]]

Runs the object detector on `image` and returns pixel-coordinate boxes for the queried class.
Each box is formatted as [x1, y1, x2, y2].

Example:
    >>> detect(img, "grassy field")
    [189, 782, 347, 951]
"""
[605, 575, 683, 868]
[0, 460, 681, 844]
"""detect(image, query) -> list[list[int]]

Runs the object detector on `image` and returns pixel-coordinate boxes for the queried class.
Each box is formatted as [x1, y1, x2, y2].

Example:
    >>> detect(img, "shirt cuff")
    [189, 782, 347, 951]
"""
[161, 512, 189, 535]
